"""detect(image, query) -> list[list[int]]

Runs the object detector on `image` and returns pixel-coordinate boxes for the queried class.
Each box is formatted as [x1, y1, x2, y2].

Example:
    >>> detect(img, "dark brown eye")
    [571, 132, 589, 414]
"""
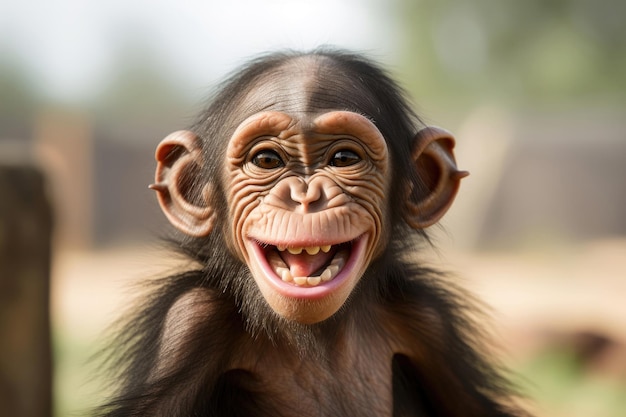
[251, 150, 284, 169]
[330, 150, 361, 167]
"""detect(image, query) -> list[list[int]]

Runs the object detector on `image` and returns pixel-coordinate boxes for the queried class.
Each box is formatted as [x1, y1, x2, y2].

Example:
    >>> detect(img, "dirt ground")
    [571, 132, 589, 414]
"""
[50, 238, 626, 416]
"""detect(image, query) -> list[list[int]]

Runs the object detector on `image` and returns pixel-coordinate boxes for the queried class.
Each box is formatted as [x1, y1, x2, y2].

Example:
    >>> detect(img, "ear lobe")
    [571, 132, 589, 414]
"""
[150, 130, 216, 237]
[404, 127, 469, 229]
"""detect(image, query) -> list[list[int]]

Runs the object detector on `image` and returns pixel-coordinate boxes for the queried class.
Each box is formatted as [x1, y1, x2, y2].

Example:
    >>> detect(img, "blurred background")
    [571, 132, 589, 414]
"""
[0, 0, 624, 416]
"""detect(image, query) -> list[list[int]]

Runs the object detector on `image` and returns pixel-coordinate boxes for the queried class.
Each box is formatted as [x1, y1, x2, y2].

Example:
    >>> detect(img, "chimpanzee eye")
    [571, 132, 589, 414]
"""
[251, 150, 284, 169]
[330, 150, 361, 167]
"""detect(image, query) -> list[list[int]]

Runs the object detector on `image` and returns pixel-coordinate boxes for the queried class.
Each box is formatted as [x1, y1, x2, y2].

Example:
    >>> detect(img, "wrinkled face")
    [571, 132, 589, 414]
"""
[225, 110, 389, 323]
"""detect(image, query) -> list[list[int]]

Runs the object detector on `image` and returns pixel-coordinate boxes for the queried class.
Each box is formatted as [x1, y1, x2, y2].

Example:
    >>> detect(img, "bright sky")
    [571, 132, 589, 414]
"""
[0, 0, 398, 101]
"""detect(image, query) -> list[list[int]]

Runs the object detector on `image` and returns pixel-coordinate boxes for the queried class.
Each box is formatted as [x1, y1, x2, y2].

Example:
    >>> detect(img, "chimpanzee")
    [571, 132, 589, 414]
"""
[95, 49, 530, 416]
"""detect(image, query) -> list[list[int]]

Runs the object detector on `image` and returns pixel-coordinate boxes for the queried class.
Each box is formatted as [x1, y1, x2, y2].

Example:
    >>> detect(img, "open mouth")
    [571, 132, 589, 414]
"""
[251, 236, 365, 289]
[264, 242, 351, 287]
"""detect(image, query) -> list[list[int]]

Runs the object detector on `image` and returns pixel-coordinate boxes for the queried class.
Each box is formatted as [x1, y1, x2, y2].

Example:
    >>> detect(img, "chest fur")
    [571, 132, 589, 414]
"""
[228, 330, 396, 416]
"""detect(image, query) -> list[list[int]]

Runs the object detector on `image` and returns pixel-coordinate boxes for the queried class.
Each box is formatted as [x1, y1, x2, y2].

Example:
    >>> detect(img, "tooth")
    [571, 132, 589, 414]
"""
[320, 268, 332, 282]
[305, 246, 320, 255]
[330, 256, 345, 269]
[331, 249, 349, 266]
[321, 245, 331, 253]
[277, 267, 292, 282]
[288, 247, 303, 255]
[277, 245, 286, 251]
[327, 264, 340, 277]
[293, 276, 307, 286]
[307, 276, 321, 286]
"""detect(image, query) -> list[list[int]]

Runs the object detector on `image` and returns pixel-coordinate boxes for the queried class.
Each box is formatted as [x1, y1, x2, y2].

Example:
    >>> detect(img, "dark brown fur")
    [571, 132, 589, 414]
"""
[95, 49, 530, 417]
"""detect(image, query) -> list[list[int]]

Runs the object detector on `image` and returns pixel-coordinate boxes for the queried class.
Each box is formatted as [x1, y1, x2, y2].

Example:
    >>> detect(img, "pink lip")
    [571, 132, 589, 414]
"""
[249, 235, 368, 300]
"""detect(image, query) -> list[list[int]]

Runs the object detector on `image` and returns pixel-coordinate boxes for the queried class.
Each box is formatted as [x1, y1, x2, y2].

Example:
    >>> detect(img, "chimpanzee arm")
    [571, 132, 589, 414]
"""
[383, 267, 527, 417]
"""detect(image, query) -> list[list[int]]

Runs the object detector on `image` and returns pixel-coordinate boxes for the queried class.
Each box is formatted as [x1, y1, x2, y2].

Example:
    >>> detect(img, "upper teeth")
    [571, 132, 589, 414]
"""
[277, 245, 332, 255]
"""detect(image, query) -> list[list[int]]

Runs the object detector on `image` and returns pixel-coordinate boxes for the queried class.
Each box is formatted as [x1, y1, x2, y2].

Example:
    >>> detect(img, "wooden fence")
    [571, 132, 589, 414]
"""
[0, 162, 53, 417]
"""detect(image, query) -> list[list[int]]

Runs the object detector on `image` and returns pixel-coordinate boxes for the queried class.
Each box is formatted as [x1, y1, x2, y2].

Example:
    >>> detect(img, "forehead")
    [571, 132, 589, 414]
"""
[233, 56, 377, 122]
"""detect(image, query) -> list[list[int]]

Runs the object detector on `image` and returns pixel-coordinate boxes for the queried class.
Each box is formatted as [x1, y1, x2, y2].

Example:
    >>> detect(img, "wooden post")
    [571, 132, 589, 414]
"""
[0, 159, 53, 417]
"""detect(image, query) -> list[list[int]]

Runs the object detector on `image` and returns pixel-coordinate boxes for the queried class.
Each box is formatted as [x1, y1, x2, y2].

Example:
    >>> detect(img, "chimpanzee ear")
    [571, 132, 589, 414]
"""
[404, 127, 469, 229]
[150, 130, 216, 237]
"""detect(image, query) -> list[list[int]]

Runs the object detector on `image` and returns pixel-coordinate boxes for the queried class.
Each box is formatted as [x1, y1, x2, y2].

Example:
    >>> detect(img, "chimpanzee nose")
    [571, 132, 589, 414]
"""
[289, 176, 328, 213]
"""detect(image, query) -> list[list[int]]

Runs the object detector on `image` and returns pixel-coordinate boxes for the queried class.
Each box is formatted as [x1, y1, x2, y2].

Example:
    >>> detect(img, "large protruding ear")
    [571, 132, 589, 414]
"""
[404, 127, 469, 229]
[149, 130, 216, 237]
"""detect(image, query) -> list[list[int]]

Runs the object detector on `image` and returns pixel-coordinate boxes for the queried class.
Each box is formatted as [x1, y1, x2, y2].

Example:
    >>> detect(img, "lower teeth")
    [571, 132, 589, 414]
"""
[307, 276, 321, 286]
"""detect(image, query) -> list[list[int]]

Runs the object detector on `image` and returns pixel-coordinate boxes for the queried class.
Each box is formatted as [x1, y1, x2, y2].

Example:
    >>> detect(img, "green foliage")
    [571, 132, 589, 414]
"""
[394, 0, 626, 105]
[0, 55, 38, 125]
[519, 348, 626, 417]
[93, 38, 190, 122]
[53, 328, 106, 417]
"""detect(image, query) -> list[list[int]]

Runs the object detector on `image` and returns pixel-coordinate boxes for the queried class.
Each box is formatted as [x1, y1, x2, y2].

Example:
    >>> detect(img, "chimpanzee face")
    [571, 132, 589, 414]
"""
[224, 110, 390, 323]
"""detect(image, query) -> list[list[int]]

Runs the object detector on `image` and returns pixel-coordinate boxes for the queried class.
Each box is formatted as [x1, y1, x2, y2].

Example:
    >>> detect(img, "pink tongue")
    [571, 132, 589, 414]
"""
[280, 251, 334, 277]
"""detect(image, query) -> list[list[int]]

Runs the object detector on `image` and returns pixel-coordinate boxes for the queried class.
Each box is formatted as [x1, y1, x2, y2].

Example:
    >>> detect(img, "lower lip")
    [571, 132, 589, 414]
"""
[251, 235, 367, 300]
